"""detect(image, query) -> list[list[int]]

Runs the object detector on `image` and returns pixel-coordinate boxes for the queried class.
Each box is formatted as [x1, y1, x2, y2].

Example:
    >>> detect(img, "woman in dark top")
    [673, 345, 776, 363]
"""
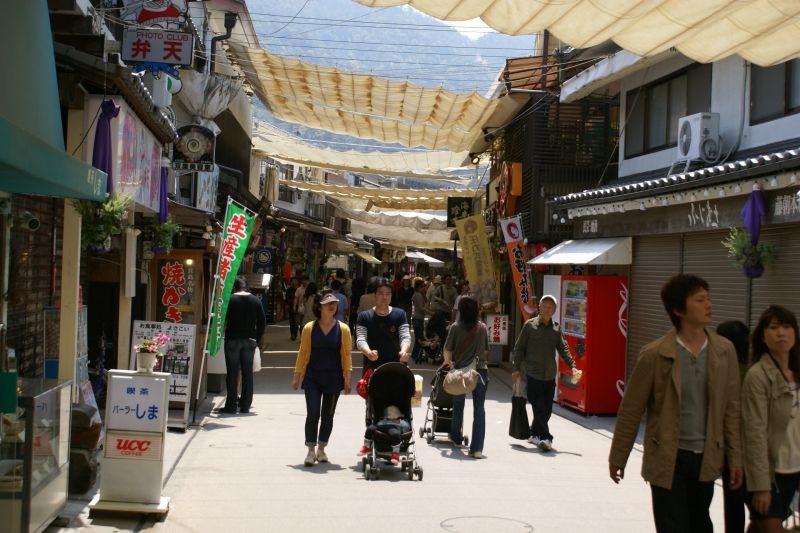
[292, 289, 353, 466]
[442, 296, 489, 458]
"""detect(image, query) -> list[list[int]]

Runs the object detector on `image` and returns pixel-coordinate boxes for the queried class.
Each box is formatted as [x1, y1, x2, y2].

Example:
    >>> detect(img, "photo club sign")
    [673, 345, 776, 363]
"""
[122, 29, 194, 66]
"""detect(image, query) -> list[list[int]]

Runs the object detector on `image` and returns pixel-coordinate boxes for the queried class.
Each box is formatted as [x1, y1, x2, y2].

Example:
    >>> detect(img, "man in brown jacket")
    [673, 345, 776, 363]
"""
[608, 274, 742, 533]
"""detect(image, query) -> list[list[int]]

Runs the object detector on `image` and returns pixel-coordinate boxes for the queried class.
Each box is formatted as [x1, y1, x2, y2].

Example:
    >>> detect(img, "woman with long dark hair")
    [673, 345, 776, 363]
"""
[441, 296, 489, 458]
[292, 289, 352, 466]
[300, 282, 318, 329]
[742, 305, 800, 532]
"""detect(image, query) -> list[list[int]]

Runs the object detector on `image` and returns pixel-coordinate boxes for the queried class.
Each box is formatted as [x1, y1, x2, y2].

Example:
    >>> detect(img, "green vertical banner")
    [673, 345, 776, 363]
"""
[206, 200, 256, 357]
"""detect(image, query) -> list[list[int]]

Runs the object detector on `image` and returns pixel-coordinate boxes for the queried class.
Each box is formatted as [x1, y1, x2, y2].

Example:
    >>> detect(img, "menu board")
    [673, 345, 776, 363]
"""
[562, 280, 588, 338]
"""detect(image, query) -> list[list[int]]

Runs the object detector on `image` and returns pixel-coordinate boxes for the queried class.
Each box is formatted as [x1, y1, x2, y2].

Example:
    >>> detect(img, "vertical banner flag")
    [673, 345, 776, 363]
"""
[499, 215, 536, 321]
[206, 200, 256, 356]
[454, 214, 497, 307]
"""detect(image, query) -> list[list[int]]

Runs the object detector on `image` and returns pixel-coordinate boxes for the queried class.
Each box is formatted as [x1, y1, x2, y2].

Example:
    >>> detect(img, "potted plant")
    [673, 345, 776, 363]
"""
[148, 216, 181, 255]
[73, 194, 131, 252]
[133, 332, 169, 373]
[721, 226, 776, 278]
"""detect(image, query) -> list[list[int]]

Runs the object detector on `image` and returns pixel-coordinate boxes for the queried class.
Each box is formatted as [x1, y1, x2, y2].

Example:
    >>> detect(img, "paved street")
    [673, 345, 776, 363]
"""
[50, 322, 729, 533]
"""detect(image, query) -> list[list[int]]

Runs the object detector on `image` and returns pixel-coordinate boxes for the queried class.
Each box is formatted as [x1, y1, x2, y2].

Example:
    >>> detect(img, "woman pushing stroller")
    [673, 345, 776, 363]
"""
[440, 296, 489, 459]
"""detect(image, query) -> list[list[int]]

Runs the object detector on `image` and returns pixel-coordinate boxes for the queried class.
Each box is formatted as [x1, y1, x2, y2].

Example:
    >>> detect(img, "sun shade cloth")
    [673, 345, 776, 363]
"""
[352, 0, 800, 67]
[334, 205, 447, 230]
[529, 237, 632, 265]
[228, 42, 524, 151]
[406, 251, 445, 265]
[350, 220, 454, 249]
[353, 249, 382, 265]
[252, 123, 471, 179]
[279, 180, 472, 211]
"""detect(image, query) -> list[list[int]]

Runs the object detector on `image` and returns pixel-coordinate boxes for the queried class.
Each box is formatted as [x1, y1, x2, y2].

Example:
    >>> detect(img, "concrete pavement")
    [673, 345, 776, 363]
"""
[48, 321, 730, 533]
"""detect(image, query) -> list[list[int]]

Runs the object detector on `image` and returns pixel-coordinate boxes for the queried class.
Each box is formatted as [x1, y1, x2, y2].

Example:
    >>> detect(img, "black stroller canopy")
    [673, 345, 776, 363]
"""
[368, 362, 415, 420]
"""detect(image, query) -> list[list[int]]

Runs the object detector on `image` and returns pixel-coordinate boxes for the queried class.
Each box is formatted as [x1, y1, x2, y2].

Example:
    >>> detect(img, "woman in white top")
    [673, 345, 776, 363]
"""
[742, 305, 800, 532]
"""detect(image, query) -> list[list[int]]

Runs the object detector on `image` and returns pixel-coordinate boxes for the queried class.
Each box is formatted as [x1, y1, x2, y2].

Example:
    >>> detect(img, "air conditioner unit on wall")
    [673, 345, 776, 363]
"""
[676, 112, 720, 162]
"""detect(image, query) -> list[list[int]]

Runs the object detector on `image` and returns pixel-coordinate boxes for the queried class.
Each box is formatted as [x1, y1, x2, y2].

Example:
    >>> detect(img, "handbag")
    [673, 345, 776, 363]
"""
[252, 346, 262, 373]
[442, 324, 483, 396]
[508, 379, 531, 440]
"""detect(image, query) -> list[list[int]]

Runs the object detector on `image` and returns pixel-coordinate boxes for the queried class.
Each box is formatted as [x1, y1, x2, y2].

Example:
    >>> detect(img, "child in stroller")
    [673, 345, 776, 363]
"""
[420, 366, 469, 447]
[360, 362, 423, 481]
[417, 310, 449, 364]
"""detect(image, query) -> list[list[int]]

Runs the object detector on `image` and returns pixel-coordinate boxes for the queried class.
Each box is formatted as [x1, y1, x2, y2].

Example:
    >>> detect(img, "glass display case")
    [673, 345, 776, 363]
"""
[0, 379, 71, 533]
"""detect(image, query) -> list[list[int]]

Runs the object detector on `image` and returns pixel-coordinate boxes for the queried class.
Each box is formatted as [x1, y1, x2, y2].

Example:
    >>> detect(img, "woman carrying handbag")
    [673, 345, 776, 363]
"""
[440, 297, 489, 459]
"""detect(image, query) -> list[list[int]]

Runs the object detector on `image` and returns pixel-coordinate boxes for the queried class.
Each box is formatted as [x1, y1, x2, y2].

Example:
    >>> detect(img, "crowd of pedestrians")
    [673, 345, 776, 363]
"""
[222, 268, 800, 533]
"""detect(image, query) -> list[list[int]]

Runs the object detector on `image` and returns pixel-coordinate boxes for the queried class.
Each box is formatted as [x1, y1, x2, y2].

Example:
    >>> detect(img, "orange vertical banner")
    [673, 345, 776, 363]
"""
[499, 215, 536, 320]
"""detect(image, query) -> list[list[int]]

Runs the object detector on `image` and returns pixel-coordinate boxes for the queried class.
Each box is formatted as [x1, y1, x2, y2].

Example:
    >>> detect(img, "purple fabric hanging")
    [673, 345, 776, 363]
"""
[741, 188, 765, 245]
[92, 98, 120, 195]
[159, 166, 169, 223]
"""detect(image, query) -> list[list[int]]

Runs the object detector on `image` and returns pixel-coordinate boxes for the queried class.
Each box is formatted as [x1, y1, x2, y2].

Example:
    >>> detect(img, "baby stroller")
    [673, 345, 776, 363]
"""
[361, 362, 423, 481]
[419, 311, 449, 364]
[420, 366, 469, 446]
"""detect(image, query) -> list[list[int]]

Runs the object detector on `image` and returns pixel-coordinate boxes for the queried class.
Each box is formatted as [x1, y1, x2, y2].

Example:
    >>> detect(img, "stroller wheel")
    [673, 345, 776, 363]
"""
[415, 466, 423, 481]
[407, 464, 414, 480]
[426, 434, 433, 444]
[363, 465, 370, 480]
[418, 427, 424, 439]
[370, 467, 380, 480]
[361, 456, 367, 472]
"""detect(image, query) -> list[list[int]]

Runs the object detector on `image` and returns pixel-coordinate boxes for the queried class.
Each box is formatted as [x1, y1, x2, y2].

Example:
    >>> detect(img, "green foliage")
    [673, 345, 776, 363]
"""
[148, 216, 181, 254]
[73, 194, 131, 251]
[721, 227, 776, 269]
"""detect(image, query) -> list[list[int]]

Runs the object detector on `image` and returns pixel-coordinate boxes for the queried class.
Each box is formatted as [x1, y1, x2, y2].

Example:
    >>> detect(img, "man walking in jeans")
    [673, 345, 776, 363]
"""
[608, 274, 742, 532]
[511, 294, 579, 451]
[222, 276, 266, 414]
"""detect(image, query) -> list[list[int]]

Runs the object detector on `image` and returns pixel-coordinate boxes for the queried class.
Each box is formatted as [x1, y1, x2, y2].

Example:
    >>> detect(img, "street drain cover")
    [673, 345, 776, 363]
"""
[441, 516, 534, 533]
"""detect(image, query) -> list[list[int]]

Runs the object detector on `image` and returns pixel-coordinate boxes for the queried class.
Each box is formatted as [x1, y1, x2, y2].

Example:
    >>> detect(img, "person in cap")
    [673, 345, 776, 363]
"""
[511, 294, 579, 451]
[292, 288, 353, 466]
[609, 274, 742, 532]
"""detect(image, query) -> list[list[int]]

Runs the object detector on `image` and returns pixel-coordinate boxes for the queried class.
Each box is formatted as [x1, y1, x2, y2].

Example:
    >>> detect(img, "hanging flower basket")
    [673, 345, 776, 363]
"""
[721, 227, 776, 279]
[73, 194, 131, 252]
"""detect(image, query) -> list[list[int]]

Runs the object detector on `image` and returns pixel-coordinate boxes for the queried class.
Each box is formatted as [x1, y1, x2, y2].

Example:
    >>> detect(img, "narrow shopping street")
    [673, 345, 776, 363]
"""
[49, 322, 728, 533]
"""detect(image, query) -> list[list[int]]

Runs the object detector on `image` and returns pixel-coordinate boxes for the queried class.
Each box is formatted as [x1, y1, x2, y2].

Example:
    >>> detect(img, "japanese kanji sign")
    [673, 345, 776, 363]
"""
[156, 258, 195, 323]
[486, 314, 509, 345]
[207, 200, 256, 357]
[454, 214, 497, 307]
[499, 215, 536, 321]
[122, 29, 194, 66]
[131, 321, 195, 403]
[106, 373, 168, 433]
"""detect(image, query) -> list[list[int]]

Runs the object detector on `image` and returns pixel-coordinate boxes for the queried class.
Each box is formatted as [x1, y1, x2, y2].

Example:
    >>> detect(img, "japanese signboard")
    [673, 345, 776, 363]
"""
[499, 215, 536, 321]
[106, 373, 168, 433]
[156, 258, 196, 323]
[122, 29, 194, 66]
[105, 430, 163, 461]
[131, 321, 195, 403]
[486, 314, 509, 345]
[207, 200, 257, 357]
[454, 214, 497, 307]
[447, 197, 473, 227]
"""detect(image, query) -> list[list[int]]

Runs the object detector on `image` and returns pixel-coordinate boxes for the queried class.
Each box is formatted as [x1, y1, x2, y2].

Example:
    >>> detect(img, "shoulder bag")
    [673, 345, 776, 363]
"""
[443, 324, 482, 395]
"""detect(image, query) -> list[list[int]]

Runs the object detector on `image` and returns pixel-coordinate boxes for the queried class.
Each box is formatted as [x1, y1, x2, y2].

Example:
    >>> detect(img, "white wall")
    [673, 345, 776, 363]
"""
[617, 55, 800, 179]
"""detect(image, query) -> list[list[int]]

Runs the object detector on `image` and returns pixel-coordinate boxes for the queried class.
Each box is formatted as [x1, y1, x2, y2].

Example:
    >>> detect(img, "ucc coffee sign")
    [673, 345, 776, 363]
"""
[105, 430, 163, 461]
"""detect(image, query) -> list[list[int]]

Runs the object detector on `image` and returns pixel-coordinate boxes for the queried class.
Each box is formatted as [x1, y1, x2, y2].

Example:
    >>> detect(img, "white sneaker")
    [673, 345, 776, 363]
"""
[469, 450, 484, 459]
[316, 448, 328, 463]
[538, 439, 552, 451]
[304, 450, 317, 466]
[527, 435, 541, 446]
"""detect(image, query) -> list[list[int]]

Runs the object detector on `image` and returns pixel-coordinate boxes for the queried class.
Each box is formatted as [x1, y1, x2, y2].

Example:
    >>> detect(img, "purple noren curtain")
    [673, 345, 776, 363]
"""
[92, 98, 120, 195]
[741, 188, 765, 245]
[159, 166, 169, 223]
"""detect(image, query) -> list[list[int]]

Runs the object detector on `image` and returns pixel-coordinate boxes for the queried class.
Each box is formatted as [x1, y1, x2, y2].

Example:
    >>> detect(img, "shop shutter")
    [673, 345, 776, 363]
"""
[626, 235, 682, 380]
[682, 230, 749, 326]
[749, 224, 800, 327]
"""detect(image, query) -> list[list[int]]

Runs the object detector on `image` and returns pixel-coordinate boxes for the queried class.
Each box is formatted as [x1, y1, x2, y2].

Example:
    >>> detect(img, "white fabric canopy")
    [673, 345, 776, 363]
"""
[350, 220, 454, 249]
[252, 123, 471, 179]
[335, 205, 447, 230]
[177, 70, 244, 135]
[529, 237, 632, 265]
[406, 251, 445, 265]
[353, 0, 800, 67]
[228, 42, 526, 151]
[353, 249, 382, 265]
[280, 179, 472, 210]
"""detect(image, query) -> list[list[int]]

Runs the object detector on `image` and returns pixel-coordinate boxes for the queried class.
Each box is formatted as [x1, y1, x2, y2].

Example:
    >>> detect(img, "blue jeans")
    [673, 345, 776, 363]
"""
[448, 368, 488, 453]
[527, 375, 556, 441]
[224, 338, 256, 411]
[304, 388, 340, 446]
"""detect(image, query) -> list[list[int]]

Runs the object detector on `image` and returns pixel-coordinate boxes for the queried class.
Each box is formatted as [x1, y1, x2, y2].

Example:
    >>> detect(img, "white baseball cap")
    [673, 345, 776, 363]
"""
[539, 294, 558, 307]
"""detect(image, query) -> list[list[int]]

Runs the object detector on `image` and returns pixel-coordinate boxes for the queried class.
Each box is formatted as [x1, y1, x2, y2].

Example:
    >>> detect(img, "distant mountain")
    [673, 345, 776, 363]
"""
[244, 0, 533, 178]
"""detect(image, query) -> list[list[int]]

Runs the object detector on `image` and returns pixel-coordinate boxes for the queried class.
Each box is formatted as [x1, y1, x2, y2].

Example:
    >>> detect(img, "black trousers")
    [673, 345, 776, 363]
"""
[526, 376, 556, 441]
[650, 449, 714, 533]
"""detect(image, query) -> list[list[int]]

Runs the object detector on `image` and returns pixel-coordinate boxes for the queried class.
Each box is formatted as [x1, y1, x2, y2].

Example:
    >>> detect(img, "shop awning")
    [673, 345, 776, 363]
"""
[406, 251, 444, 266]
[529, 237, 632, 265]
[327, 238, 355, 253]
[352, 0, 800, 67]
[0, 115, 107, 201]
[299, 223, 338, 236]
[353, 249, 382, 265]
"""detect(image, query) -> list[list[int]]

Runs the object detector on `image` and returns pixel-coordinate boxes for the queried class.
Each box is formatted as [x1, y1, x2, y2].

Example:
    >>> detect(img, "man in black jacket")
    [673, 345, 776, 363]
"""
[222, 276, 266, 414]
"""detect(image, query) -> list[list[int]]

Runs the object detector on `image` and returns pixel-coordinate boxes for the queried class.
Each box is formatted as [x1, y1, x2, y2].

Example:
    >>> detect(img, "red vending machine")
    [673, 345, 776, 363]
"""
[557, 275, 628, 415]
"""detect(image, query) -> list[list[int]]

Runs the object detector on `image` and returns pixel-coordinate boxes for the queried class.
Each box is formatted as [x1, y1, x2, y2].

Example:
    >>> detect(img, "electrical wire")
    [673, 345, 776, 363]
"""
[265, 0, 311, 37]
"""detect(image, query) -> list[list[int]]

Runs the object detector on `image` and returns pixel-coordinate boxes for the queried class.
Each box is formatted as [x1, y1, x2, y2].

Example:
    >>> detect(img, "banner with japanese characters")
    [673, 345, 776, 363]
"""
[131, 321, 196, 403]
[206, 200, 256, 357]
[486, 314, 509, 345]
[454, 214, 497, 307]
[499, 215, 536, 321]
[156, 258, 196, 323]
